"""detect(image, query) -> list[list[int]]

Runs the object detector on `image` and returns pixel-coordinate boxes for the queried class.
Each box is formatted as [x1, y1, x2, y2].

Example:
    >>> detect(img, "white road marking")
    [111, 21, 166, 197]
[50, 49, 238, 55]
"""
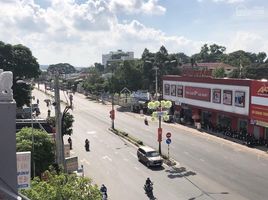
[199, 158, 205, 162]
[184, 151, 189, 155]
[87, 131, 96, 134]
[123, 158, 129, 162]
[102, 155, 112, 162]
[134, 166, 140, 170]
[130, 152, 137, 158]
[114, 151, 119, 154]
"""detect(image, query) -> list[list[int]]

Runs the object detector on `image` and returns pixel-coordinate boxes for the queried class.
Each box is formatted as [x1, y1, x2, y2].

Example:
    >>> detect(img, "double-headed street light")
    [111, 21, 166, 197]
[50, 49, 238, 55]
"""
[148, 100, 172, 155]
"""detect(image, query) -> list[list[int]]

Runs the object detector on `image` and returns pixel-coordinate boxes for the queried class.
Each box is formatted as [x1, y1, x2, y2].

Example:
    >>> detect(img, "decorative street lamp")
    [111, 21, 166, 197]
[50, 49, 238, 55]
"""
[148, 100, 172, 155]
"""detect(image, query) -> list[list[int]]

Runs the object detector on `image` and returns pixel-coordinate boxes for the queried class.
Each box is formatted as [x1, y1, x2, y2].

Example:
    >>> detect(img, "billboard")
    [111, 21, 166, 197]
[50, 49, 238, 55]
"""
[235, 91, 245, 107]
[66, 156, 78, 173]
[177, 85, 183, 97]
[212, 89, 221, 103]
[223, 90, 232, 105]
[185, 86, 211, 101]
[17, 152, 31, 189]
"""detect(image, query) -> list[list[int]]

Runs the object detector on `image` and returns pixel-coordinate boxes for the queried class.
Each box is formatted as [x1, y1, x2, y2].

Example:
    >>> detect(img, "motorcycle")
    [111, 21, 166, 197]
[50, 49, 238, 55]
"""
[101, 191, 108, 200]
[85, 139, 90, 151]
[144, 182, 153, 194]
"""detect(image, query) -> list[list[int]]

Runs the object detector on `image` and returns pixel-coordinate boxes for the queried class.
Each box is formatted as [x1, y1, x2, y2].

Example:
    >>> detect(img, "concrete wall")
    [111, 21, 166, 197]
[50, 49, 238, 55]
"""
[0, 101, 17, 199]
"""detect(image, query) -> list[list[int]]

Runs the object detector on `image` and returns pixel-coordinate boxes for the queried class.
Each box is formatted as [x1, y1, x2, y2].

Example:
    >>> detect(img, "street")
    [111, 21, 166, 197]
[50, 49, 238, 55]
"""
[33, 86, 268, 200]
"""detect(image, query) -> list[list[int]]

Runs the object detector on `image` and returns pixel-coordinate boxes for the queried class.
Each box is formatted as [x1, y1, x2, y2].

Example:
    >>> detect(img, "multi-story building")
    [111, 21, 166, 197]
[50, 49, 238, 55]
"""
[102, 50, 134, 66]
[162, 75, 268, 140]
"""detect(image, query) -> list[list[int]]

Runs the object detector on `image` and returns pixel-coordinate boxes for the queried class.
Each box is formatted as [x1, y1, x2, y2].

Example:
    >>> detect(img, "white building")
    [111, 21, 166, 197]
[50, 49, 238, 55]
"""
[102, 50, 134, 66]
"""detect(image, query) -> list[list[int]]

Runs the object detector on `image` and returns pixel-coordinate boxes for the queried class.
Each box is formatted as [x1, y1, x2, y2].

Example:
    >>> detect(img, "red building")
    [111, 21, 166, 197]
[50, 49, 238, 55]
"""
[162, 75, 268, 140]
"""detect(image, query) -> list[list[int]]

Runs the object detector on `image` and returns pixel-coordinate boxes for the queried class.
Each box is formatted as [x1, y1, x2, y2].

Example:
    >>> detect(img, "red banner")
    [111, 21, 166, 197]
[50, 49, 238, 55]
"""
[250, 105, 268, 123]
[185, 86, 211, 101]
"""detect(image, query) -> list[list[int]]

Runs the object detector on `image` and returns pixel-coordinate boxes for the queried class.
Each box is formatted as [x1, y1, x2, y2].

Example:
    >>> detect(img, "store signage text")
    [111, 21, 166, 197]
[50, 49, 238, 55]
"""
[185, 86, 211, 101]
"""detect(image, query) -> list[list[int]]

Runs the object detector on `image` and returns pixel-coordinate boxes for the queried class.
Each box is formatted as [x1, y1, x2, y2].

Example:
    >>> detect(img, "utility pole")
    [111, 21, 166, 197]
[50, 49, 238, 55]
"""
[54, 73, 65, 168]
[153, 66, 159, 100]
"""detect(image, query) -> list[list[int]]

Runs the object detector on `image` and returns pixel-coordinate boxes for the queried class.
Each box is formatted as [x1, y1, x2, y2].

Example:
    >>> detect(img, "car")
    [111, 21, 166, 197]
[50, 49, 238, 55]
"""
[137, 146, 163, 167]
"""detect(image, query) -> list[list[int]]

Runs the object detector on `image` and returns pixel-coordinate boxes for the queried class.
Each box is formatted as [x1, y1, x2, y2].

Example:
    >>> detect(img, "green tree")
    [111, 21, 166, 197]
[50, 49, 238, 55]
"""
[47, 63, 76, 74]
[0, 41, 40, 107]
[243, 63, 268, 79]
[20, 167, 102, 200]
[16, 128, 55, 177]
[212, 67, 225, 78]
[47, 113, 74, 137]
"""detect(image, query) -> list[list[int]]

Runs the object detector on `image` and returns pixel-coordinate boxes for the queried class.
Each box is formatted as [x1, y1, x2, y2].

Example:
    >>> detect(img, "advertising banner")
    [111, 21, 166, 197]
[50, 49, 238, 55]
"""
[185, 86, 211, 101]
[66, 156, 78, 173]
[235, 91, 245, 107]
[164, 84, 170, 95]
[170, 85, 176, 96]
[17, 151, 31, 189]
[223, 90, 232, 105]
[177, 85, 183, 97]
[212, 89, 221, 103]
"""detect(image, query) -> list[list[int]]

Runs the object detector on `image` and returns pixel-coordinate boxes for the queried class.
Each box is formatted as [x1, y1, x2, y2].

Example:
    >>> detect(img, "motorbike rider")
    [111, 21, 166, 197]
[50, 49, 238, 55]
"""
[144, 177, 153, 192]
[100, 184, 107, 198]
[85, 139, 90, 151]
[144, 117, 148, 125]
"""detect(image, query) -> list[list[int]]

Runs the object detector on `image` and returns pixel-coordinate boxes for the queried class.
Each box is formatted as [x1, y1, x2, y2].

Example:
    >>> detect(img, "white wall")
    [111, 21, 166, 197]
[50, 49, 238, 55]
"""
[163, 80, 250, 115]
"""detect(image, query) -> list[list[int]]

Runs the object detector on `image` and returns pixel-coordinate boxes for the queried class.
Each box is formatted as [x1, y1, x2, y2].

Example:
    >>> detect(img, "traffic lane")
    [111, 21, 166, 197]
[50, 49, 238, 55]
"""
[68, 103, 248, 200]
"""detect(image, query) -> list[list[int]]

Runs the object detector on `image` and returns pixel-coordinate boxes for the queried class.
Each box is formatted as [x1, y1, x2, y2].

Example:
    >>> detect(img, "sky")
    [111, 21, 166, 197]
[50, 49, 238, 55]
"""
[0, 0, 267, 67]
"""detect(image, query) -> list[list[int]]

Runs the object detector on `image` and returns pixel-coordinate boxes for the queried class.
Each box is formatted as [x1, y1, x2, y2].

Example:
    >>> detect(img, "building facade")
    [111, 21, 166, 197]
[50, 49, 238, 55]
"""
[162, 75, 268, 140]
[102, 50, 134, 66]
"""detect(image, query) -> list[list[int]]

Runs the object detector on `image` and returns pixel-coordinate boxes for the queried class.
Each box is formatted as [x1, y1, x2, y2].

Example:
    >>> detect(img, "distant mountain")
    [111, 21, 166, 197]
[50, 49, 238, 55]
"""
[40, 65, 49, 71]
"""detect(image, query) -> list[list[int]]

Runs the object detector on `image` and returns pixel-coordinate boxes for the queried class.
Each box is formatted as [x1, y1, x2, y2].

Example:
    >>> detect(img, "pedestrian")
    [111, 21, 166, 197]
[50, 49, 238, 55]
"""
[37, 99, 39, 104]
[68, 137, 72, 150]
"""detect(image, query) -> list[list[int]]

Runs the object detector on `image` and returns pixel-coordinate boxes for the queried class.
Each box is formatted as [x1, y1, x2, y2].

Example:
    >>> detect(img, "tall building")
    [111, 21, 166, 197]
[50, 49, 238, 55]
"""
[102, 50, 134, 66]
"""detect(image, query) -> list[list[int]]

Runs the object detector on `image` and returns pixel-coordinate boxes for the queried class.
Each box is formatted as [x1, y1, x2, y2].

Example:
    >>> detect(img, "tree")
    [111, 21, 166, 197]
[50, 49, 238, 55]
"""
[212, 67, 225, 78]
[16, 127, 55, 177]
[0, 41, 40, 107]
[47, 113, 74, 137]
[20, 167, 102, 200]
[243, 63, 268, 79]
[47, 63, 76, 74]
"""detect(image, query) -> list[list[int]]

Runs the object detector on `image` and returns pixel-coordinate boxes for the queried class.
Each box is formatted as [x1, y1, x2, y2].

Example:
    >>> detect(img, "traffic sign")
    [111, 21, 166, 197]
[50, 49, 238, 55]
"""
[166, 132, 171, 138]
[166, 138, 171, 144]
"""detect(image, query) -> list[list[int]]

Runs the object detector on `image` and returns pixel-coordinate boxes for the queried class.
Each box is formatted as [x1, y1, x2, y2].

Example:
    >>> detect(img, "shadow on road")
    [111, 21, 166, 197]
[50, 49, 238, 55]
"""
[188, 191, 229, 200]
[149, 166, 165, 171]
[165, 166, 196, 179]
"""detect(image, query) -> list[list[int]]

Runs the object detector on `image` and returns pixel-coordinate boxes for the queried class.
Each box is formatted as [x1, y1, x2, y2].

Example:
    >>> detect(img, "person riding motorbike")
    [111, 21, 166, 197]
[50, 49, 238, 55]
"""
[100, 184, 107, 199]
[144, 178, 153, 193]
[144, 117, 148, 126]
[85, 139, 90, 151]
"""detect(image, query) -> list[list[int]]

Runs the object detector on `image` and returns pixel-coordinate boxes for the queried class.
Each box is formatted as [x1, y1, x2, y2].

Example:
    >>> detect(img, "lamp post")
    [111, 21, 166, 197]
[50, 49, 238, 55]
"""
[108, 63, 115, 129]
[148, 100, 172, 155]
[145, 60, 177, 100]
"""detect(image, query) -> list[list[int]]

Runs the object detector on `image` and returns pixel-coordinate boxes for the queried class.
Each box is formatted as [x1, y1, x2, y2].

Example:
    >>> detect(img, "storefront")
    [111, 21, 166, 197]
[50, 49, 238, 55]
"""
[162, 76, 251, 133]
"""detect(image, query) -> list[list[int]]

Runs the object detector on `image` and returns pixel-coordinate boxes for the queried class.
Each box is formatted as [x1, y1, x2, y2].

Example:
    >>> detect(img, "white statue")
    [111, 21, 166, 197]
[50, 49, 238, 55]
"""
[0, 69, 13, 101]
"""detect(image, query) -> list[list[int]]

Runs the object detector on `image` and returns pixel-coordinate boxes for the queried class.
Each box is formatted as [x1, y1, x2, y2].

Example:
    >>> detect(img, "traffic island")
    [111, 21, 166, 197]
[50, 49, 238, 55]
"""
[109, 128, 177, 167]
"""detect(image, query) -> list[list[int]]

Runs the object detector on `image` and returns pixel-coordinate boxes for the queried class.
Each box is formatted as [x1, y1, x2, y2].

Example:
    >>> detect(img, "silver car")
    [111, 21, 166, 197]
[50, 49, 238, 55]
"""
[137, 146, 163, 167]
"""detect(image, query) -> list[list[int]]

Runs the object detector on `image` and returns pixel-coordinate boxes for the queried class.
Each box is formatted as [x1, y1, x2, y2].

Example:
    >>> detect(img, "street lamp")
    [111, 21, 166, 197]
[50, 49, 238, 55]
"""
[148, 100, 172, 155]
[145, 60, 177, 100]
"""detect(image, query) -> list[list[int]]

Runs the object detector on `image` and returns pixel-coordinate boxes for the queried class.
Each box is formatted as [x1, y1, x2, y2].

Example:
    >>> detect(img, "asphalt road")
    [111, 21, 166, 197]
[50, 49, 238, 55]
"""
[33, 86, 268, 200]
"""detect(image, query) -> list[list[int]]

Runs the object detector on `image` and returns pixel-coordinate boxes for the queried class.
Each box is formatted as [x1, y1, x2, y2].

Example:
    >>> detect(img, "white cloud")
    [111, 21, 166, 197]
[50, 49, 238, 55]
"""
[198, 0, 244, 3]
[109, 0, 166, 15]
[228, 31, 268, 53]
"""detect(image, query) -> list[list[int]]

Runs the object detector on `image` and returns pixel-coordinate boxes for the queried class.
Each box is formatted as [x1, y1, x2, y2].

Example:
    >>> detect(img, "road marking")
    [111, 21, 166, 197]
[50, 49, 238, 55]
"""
[184, 151, 189, 155]
[130, 152, 137, 158]
[102, 155, 112, 162]
[199, 158, 205, 162]
[114, 151, 119, 154]
[123, 158, 129, 162]
[87, 131, 96, 134]
[134, 166, 140, 170]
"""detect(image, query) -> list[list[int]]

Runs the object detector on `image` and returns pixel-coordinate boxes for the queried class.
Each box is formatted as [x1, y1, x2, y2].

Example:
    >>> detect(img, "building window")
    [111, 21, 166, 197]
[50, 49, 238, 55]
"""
[223, 90, 232, 105]
[212, 89, 221, 104]
[177, 85, 183, 97]
[171, 85, 176, 96]
[235, 91, 245, 107]
[164, 84, 170, 95]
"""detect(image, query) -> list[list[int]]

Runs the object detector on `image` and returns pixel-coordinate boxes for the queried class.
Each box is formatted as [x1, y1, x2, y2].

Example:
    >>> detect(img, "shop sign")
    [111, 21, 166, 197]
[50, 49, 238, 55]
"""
[251, 81, 268, 97]
[185, 86, 211, 101]
[17, 151, 31, 189]
[250, 105, 268, 123]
